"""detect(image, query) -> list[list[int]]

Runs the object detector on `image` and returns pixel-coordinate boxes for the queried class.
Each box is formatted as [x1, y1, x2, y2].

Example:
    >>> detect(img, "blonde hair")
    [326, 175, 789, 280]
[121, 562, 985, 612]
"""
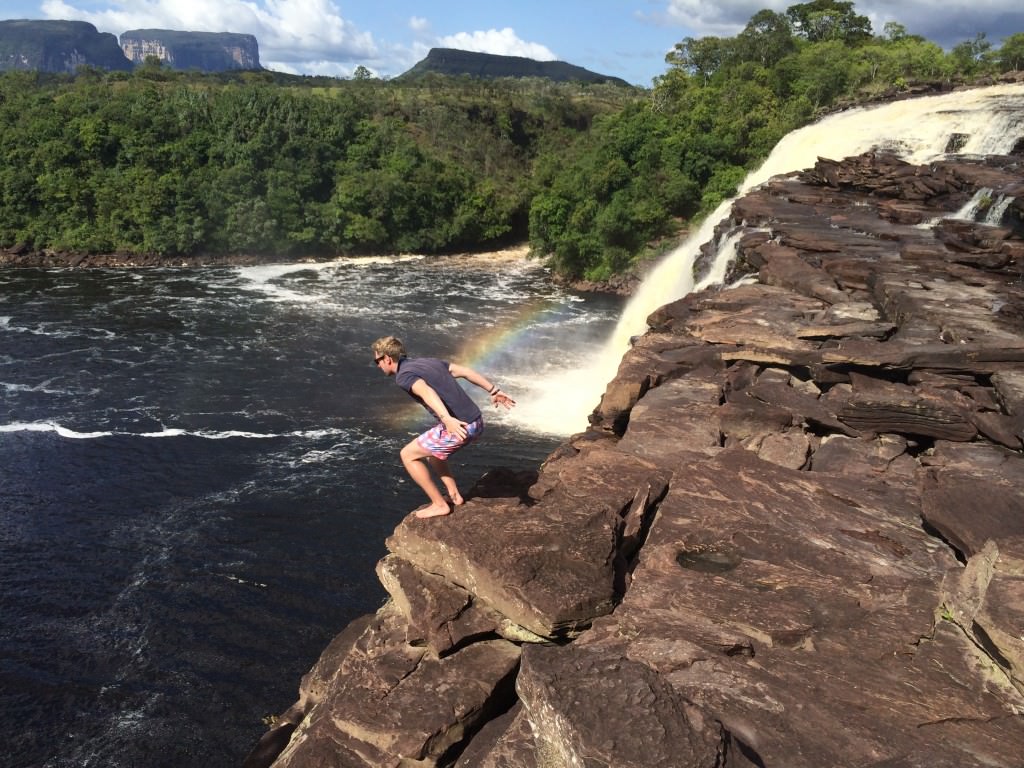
[371, 335, 405, 360]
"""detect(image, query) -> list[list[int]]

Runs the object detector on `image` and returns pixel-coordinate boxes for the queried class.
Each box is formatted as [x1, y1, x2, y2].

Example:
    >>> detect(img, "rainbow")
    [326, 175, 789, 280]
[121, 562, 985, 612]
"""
[387, 298, 563, 432]
[454, 297, 557, 373]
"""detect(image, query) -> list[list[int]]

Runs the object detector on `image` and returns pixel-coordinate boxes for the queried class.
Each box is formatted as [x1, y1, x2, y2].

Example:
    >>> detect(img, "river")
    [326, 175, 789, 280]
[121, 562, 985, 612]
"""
[5, 80, 1024, 768]
[0, 251, 623, 767]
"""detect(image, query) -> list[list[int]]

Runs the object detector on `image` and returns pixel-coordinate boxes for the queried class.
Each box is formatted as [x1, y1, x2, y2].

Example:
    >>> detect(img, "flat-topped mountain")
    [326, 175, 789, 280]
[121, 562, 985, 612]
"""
[0, 19, 131, 73]
[400, 47, 631, 86]
[120, 29, 260, 71]
[0, 20, 260, 74]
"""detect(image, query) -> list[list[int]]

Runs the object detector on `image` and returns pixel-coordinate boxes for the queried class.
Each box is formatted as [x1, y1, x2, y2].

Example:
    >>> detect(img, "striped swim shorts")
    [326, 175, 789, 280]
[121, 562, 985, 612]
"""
[416, 416, 484, 460]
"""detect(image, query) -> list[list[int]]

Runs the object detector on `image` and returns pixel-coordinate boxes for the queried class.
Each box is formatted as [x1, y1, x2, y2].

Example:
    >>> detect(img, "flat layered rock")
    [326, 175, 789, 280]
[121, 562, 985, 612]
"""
[614, 373, 724, 465]
[566, 449, 1024, 767]
[517, 643, 723, 767]
[920, 443, 1024, 558]
[838, 374, 978, 440]
[255, 149, 1024, 768]
[454, 704, 537, 768]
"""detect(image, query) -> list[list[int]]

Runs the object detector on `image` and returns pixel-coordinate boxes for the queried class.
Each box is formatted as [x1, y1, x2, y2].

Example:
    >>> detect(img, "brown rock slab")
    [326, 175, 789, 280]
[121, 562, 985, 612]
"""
[329, 639, 520, 763]
[920, 447, 1024, 558]
[377, 555, 544, 654]
[614, 373, 723, 466]
[571, 448, 1024, 767]
[516, 643, 723, 767]
[941, 538, 1024, 693]
[753, 429, 811, 469]
[810, 433, 918, 479]
[590, 334, 720, 432]
[839, 374, 977, 440]
[993, 370, 1024, 415]
[275, 605, 520, 768]
[757, 243, 848, 304]
[454, 704, 537, 768]
[747, 372, 860, 436]
[386, 448, 669, 639]
[681, 283, 824, 352]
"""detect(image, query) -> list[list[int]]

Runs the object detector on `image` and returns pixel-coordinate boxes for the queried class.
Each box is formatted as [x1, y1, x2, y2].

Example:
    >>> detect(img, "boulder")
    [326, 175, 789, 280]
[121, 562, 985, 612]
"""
[270, 605, 521, 768]
[386, 448, 670, 639]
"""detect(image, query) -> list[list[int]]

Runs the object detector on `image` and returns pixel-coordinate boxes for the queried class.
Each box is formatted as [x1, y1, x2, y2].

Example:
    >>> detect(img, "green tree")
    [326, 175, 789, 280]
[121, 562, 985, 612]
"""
[737, 10, 796, 68]
[786, 1, 872, 43]
[995, 33, 1024, 72]
[951, 33, 993, 75]
[666, 36, 734, 85]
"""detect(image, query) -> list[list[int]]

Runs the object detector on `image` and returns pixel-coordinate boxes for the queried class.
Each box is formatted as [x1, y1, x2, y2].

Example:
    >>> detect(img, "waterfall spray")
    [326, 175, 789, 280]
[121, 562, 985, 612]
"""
[514, 83, 1024, 436]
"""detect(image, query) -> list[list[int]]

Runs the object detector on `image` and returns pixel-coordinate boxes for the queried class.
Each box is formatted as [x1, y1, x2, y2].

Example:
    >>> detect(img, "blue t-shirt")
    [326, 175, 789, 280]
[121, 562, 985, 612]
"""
[395, 357, 482, 423]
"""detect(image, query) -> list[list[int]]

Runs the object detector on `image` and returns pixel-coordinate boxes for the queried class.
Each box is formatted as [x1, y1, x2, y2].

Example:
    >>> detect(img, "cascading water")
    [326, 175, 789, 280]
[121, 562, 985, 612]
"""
[985, 193, 1016, 225]
[953, 187, 994, 221]
[945, 187, 1018, 225]
[517, 82, 1024, 435]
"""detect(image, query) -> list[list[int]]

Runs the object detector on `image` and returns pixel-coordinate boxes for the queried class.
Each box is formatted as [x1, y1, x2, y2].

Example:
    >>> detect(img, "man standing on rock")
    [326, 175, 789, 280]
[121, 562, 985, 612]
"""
[372, 335, 516, 518]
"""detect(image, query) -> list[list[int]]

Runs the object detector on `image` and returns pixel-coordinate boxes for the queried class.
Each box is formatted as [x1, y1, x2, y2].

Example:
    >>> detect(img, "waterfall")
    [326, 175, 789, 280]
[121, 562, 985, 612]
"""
[952, 187, 994, 221]
[517, 82, 1024, 436]
[985, 193, 1015, 225]
[944, 187, 1017, 225]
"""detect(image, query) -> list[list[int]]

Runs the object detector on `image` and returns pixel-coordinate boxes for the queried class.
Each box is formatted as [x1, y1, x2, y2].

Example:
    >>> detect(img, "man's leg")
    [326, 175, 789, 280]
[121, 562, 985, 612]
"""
[427, 456, 464, 506]
[399, 438, 451, 518]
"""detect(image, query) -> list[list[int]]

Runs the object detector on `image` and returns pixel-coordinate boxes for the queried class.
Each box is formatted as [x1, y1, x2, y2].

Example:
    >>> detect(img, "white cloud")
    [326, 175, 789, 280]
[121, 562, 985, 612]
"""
[658, 0, 1024, 47]
[661, 0, 768, 36]
[30, 2, 572, 78]
[264, 58, 357, 78]
[438, 27, 556, 61]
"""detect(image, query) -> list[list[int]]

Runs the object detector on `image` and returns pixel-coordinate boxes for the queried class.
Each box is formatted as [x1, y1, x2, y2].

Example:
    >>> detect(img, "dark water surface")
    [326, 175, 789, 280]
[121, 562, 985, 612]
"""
[0, 255, 623, 767]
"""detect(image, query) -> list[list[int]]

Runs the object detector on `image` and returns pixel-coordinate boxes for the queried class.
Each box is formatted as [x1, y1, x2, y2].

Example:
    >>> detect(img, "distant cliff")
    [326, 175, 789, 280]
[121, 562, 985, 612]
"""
[119, 29, 261, 71]
[0, 20, 259, 74]
[400, 47, 630, 86]
[0, 19, 131, 73]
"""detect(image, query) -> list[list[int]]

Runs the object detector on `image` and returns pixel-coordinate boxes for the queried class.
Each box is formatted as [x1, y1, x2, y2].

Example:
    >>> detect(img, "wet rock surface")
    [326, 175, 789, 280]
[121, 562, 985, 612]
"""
[246, 150, 1024, 767]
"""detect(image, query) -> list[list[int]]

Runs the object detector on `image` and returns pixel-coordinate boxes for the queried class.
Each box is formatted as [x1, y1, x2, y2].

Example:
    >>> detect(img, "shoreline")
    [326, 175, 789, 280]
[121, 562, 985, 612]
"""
[0, 246, 534, 270]
[0, 243, 639, 295]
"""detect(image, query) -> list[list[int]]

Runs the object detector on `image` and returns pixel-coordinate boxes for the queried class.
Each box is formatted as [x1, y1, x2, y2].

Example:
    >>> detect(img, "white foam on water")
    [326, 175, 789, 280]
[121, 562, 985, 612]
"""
[1, 379, 70, 395]
[0, 421, 353, 440]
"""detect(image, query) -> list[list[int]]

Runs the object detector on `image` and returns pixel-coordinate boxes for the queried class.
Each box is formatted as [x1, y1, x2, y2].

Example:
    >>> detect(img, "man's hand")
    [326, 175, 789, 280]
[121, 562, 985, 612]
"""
[490, 390, 516, 410]
[440, 414, 469, 438]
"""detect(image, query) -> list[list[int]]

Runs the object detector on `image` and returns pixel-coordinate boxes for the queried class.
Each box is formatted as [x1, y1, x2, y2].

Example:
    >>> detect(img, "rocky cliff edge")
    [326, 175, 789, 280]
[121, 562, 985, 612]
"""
[245, 149, 1024, 768]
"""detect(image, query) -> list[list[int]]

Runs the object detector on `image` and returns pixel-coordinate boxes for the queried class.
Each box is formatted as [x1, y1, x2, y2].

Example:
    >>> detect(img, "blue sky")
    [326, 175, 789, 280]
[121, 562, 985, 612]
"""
[3, 1, 1023, 86]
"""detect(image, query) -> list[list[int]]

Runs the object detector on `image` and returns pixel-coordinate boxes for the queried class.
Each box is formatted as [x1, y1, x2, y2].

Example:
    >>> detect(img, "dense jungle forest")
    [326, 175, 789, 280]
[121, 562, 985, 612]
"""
[1, 1, 1023, 280]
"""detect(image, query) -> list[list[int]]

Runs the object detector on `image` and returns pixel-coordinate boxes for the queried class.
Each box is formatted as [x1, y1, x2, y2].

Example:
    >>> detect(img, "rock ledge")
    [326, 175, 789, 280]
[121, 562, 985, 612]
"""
[247, 150, 1024, 768]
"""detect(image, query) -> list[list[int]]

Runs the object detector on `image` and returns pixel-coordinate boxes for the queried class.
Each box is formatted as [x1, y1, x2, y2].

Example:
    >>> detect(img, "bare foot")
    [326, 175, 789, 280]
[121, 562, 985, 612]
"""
[414, 502, 452, 519]
[439, 484, 464, 506]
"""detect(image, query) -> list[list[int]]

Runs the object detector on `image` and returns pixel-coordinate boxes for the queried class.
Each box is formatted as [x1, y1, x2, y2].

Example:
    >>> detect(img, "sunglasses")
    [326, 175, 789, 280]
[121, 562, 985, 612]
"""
[373, 355, 386, 365]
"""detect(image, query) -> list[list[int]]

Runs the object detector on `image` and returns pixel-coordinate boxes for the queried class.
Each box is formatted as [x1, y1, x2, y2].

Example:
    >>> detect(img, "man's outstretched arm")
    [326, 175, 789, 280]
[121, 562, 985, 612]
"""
[448, 363, 516, 409]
